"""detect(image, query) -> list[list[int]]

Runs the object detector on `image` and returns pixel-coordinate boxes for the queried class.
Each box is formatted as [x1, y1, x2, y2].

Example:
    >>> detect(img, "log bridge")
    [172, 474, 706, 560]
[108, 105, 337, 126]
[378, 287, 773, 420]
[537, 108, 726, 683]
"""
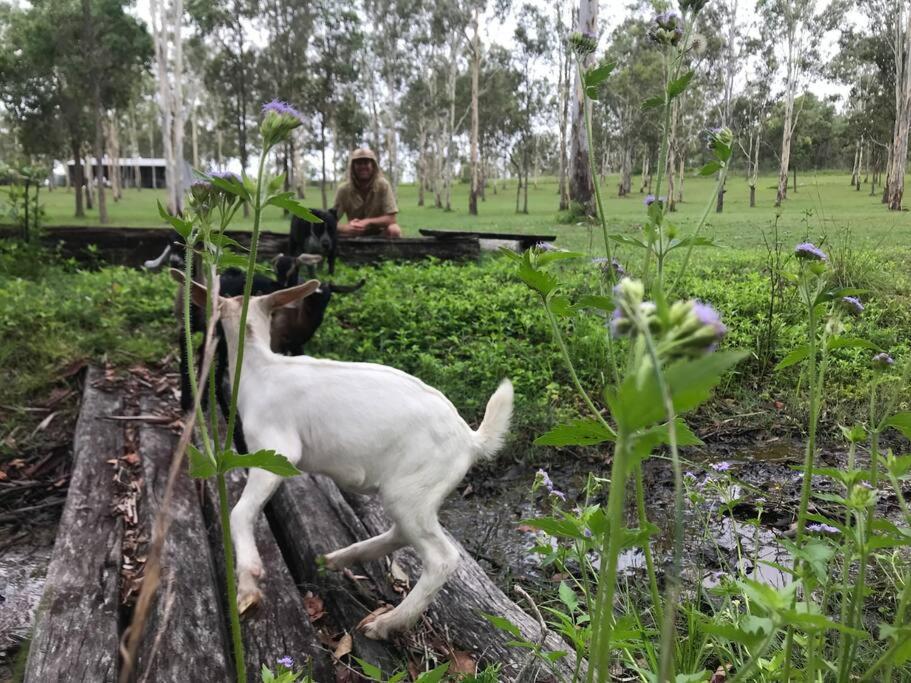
[23, 367, 581, 682]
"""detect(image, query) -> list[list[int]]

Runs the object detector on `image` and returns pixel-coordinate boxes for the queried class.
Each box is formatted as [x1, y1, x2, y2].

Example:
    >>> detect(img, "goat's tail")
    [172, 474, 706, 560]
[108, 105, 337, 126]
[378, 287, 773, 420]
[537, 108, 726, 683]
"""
[472, 379, 514, 460]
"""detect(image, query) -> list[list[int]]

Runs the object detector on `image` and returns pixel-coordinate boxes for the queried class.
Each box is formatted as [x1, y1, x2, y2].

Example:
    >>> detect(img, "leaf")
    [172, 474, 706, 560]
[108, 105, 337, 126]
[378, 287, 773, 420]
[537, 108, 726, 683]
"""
[534, 418, 616, 446]
[537, 250, 585, 265]
[699, 161, 722, 176]
[482, 612, 522, 637]
[352, 657, 383, 680]
[584, 62, 615, 88]
[520, 516, 586, 540]
[813, 287, 868, 307]
[642, 94, 665, 110]
[885, 413, 911, 440]
[333, 632, 353, 659]
[415, 663, 450, 683]
[548, 295, 575, 318]
[261, 665, 275, 683]
[267, 193, 321, 221]
[576, 294, 614, 312]
[776, 345, 811, 371]
[827, 337, 878, 351]
[517, 252, 558, 298]
[667, 70, 695, 99]
[559, 581, 579, 613]
[666, 235, 721, 253]
[608, 233, 650, 249]
[210, 172, 250, 201]
[676, 673, 711, 683]
[219, 449, 301, 477]
[187, 444, 216, 478]
[157, 200, 192, 239]
[584, 85, 601, 100]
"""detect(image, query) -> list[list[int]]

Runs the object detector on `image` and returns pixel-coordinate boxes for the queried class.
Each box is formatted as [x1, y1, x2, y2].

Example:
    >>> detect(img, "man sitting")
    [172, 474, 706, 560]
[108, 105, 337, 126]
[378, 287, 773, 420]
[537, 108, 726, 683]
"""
[334, 148, 402, 238]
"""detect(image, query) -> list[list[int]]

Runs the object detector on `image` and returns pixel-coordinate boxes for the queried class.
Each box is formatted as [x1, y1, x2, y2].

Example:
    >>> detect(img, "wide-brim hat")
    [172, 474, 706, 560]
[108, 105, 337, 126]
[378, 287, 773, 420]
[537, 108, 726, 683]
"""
[350, 148, 378, 164]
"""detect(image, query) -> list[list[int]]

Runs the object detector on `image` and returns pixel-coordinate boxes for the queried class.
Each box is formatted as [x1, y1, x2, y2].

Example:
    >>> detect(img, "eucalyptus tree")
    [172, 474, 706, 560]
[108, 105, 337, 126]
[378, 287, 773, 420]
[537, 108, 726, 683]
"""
[756, 0, 841, 207]
[884, 0, 911, 209]
[569, 0, 597, 213]
[189, 0, 259, 214]
[307, 0, 363, 209]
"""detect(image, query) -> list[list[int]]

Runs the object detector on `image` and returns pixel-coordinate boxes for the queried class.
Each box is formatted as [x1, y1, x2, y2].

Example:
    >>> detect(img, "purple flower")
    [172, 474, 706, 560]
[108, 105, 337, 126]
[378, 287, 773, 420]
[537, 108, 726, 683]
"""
[807, 523, 839, 534]
[536, 469, 553, 490]
[710, 461, 732, 472]
[873, 352, 894, 369]
[536, 241, 558, 251]
[693, 301, 727, 337]
[277, 656, 294, 668]
[858, 481, 874, 490]
[840, 296, 864, 316]
[551, 489, 567, 501]
[262, 99, 304, 122]
[209, 170, 240, 182]
[644, 194, 656, 206]
[583, 528, 593, 538]
[795, 242, 828, 262]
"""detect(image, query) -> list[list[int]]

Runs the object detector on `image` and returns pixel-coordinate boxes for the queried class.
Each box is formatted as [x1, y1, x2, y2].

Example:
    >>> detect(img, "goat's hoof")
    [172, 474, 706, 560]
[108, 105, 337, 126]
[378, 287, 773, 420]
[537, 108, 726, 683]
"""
[237, 586, 263, 615]
[357, 608, 398, 641]
[322, 551, 344, 571]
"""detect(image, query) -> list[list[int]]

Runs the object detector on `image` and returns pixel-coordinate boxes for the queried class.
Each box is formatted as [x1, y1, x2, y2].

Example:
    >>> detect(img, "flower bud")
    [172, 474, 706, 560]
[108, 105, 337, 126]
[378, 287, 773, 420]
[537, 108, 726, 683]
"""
[261, 99, 304, 148]
[568, 32, 598, 56]
[648, 12, 685, 46]
[873, 352, 895, 370]
[839, 296, 864, 316]
[794, 242, 828, 262]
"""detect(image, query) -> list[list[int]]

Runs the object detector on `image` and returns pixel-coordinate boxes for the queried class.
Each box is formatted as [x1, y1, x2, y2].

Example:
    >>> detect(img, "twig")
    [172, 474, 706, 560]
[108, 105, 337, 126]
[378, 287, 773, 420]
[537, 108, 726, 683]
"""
[0, 498, 65, 523]
[513, 584, 548, 681]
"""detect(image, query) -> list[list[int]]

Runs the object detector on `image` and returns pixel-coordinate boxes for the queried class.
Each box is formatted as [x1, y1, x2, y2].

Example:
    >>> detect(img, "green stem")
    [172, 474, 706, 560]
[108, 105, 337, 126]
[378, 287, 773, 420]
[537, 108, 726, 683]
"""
[224, 147, 269, 454]
[634, 464, 664, 629]
[218, 473, 246, 683]
[726, 628, 779, 683]
[638, 327, 683, 682]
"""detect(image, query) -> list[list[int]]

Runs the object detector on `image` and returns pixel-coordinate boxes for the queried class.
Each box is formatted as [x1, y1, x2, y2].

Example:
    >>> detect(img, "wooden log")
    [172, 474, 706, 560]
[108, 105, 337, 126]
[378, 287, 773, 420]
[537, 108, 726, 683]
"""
[202, 469, 335, 682]
[268, 474, 402, 674]
[134, 394, 231, 681]
[0, 226, 480, 268]
[25, 367, 124, 683]
[344, 492, 583, 681]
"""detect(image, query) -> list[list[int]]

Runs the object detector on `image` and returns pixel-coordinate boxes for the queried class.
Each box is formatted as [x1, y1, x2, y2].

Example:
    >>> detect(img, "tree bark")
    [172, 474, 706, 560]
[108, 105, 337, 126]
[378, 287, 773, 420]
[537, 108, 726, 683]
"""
[468, 9, 481, 216]
[72, 140, 85, 217]
[557, 4, 571, 211]
[151, 0, 186, 215]
[887, 5, 911, 210]
[569, 0, 597, 214]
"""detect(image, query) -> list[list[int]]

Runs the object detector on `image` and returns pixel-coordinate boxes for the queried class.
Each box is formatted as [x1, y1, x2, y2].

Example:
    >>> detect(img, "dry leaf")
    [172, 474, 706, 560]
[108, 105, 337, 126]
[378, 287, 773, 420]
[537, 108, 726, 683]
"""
[333, 632, 353, 660]
[9, 458, 26, 469]
[32, 411, 58, 434]
[122, 452, 141, 466]
[0, 470, 7, 481]
[461, 483, 474, 497]
[449, 651, 476, 675]
[303, 591, 326, 622]
[516, 524, 537, 533]
[710, 664, 729, 682]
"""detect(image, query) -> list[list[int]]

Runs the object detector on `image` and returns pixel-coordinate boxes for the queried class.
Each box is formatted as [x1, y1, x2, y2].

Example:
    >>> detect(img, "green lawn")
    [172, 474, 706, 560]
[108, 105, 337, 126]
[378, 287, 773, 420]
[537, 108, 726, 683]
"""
[21, 171, 911, 252]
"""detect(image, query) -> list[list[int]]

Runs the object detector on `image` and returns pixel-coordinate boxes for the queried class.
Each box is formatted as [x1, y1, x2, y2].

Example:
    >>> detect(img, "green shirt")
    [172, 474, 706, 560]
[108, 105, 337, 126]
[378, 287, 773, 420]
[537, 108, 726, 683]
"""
[334, 177, 398, 221]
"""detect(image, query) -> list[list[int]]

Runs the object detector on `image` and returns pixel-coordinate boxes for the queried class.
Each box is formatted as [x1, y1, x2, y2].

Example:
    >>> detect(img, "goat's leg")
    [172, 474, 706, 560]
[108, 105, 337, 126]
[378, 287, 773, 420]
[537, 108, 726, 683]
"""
[360, 513, 459, 640]
[214, 337, 248, 453]
[230, 436, 300, 613]
[324, 525, 404, 570]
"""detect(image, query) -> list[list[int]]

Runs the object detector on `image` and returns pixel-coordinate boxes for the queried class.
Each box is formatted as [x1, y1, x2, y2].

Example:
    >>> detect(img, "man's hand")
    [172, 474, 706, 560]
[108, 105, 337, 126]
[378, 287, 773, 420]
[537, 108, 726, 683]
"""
[340, 220, 367, 236]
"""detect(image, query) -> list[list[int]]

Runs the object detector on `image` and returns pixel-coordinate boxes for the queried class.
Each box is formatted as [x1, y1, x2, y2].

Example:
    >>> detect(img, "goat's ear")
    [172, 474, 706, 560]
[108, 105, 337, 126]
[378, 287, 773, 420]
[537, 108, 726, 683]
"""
[296, 253, 323, 266]
[264, 279, 320, 310]
[169, 268, 210, 309]
[271, 253, 284, 266]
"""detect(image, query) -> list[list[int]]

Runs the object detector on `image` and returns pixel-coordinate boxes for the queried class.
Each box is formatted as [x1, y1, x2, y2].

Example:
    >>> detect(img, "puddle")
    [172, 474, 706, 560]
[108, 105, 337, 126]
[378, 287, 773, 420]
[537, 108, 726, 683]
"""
[0, 526, 57, 676]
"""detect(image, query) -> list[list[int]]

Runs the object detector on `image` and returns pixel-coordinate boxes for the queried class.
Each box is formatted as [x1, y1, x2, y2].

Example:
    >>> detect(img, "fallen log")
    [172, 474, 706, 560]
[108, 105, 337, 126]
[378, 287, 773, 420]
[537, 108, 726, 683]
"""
[203, 469, 336, 682]
[269, 474, 583, 681]
[269, 474, 403, 675]
[344, 491, 584, 681]
[134, 395, 231, 682]
[25, 367, 124, 683]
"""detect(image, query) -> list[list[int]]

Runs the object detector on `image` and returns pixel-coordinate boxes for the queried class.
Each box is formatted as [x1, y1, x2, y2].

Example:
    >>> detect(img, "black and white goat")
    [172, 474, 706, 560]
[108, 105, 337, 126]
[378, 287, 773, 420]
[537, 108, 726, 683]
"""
[288, 207, 338, 278]
[172, 271, 513, 640]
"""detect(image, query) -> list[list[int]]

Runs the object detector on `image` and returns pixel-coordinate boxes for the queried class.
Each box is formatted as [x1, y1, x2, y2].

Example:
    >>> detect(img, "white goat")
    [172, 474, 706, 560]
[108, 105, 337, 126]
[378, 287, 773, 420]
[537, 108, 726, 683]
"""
[173, 271, 514, 640]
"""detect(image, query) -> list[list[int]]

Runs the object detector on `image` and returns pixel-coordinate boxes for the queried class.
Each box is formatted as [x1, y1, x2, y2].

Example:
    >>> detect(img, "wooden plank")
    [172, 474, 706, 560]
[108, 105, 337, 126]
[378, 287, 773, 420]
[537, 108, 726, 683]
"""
[0, 227, 480, 268]
[202, 469, 335, 682]
[25, 367, 123, 683]
[134, 394, 231, 682]
[419, 228, 556, 246]
[344, 491, 584, 681]
[268, 474, 402, 673]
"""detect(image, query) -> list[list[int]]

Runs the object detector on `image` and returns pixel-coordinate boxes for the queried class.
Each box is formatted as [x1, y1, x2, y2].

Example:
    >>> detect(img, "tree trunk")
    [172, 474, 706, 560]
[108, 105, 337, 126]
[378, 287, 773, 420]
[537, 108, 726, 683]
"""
[557, 3, 571, 211]
[151, 0, 186, 215]
[775, 7, 798, 207]
[84, 149, 94, 210]
[468, 9, 481, 216]
[569, 0, 597, 214]
[887, 6, 911, 210]
[850, 138, 861, 187]
[640, 152, 650, 193]
[72, 140, 85, 218]
[619, 143, 632, 197]
[676, 152, 685, 204]
[320, 120, 328, 210]
[443, 36, 458, 213]
[191, 103, 199, 168]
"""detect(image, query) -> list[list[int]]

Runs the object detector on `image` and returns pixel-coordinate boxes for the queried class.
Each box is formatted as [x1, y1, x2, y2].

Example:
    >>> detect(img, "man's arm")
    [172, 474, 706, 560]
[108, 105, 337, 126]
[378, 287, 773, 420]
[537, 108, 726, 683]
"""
[340, 213, 397, 235]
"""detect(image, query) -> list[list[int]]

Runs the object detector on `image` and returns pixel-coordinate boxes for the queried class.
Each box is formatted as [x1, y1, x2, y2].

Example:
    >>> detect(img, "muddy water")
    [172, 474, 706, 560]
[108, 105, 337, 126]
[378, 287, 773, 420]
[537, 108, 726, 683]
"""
[439, 441, 821, 594]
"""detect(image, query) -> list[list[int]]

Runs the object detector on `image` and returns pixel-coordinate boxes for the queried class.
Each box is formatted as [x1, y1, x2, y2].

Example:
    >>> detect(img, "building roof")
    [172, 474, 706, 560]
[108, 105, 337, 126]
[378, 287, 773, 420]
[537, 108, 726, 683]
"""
[66, 157, 167, 167]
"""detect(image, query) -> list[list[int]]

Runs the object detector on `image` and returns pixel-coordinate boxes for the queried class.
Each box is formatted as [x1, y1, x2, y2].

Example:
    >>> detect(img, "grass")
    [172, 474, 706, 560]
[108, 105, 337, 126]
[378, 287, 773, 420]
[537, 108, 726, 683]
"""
[13, 171, 911, 252]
